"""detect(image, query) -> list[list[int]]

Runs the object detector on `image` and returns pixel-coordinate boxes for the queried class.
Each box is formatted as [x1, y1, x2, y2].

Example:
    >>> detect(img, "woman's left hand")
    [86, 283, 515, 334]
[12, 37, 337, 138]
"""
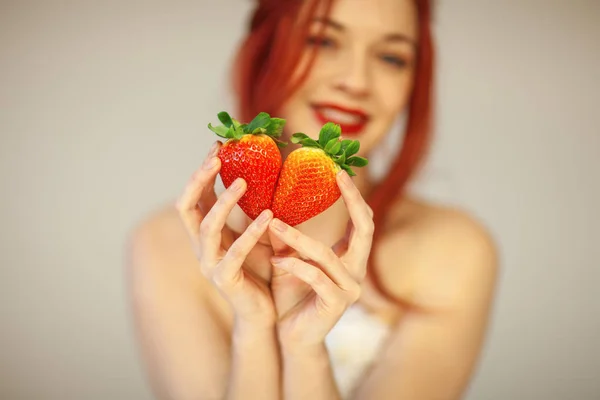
[268, 170, 375, 350]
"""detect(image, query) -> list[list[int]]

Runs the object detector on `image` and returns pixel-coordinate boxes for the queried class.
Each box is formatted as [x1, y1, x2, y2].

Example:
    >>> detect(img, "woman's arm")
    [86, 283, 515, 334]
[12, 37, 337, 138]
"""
[227, 320, 281, 400]
[280, 343, 342, 400]
[127, 219, 282, 400]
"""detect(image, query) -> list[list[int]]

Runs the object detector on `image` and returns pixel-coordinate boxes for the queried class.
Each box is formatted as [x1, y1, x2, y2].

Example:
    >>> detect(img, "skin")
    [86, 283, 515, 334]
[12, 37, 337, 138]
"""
[125, 0, 499, 399]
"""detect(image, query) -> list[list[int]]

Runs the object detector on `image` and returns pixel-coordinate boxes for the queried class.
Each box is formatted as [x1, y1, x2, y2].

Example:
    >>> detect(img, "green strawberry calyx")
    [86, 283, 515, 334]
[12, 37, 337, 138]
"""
[290, 122, 369, 177]
[208, 111, 288, 148]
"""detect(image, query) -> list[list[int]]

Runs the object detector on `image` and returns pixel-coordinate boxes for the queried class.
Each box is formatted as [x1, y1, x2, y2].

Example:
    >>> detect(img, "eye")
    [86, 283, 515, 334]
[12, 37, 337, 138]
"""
[380, 54, 408, 68]
[306, 36, 336, 48]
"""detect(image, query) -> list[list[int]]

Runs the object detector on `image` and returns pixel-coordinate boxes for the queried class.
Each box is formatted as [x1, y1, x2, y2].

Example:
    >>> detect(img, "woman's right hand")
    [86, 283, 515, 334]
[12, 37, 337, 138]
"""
[176, 142, 276, 329]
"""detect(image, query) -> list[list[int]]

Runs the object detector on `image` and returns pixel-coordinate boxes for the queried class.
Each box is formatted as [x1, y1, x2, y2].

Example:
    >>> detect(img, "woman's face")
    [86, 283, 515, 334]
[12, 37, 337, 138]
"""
[280, 0, 419, 156]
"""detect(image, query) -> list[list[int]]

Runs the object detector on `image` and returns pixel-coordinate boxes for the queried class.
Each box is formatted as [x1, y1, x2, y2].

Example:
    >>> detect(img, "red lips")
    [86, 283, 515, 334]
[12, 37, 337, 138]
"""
[311, 103, 369, 136]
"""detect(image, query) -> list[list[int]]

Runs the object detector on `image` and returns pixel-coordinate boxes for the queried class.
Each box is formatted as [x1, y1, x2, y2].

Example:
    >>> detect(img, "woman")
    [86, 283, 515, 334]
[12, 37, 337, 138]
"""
[126, 0, 498, 399]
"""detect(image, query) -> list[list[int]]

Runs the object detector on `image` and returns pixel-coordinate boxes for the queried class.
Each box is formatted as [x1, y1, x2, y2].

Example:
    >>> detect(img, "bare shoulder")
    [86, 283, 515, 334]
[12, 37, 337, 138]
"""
[126, 204, 189, 268]
[403, 197, 497, 258]
[125, 204, 211, 302]
[375, 196, 499, 309]
[127, 204, 185, 248]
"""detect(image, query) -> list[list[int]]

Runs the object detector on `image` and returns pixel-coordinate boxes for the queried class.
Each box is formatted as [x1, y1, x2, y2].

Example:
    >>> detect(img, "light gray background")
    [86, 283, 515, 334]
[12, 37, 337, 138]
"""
[1, 0, 599, 399]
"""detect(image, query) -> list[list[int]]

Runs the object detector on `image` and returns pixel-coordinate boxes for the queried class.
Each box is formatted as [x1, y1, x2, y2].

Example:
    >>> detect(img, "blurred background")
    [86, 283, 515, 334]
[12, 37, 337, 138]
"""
[1, 0, 599, 399]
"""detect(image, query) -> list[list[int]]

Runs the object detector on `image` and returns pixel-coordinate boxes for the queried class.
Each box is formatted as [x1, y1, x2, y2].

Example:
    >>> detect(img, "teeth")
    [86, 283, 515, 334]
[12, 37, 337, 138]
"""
[319, 108, 363, 124]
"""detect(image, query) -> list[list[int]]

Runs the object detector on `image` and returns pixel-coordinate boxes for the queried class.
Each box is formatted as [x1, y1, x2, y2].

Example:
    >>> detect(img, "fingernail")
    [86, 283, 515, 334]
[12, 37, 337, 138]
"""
[232, 178, 244, 191]
[271, 218, 287, 232]
[271, 256, 284, 265]
[257, 210, 271, 224]
[208, 142, 219, 157]
[338, 170, 351, 186]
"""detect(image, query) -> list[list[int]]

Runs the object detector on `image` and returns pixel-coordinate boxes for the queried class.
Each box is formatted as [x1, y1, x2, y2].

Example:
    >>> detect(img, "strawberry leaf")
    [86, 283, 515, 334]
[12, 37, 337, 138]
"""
[345, 141, 360, 157]
[324, 137, 339, 153]
[330, 141, 342, 155]
[347, 156, 368, 167]
[266, 118, 286, 138]
[232, 126, 244, 140]
[340, 139, 353, 151]
[300, 138, 320, 147]
[319, 122, 341, 147]
[340, 164, 356, 177]
[274, 138, 288, 148]
[217, 111, 234, 128]
[233, 124, 245, 138]
[291, 121, 368, 177]
[245, 112, 271, 133]
[208, 123, 229, 138]
[291, 133, 310, 144]
[209, 111, 289, 147]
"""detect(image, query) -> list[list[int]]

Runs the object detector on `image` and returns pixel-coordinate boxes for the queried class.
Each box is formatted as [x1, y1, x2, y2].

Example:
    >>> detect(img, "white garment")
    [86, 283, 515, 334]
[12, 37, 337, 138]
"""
[324, 303, 392, 399]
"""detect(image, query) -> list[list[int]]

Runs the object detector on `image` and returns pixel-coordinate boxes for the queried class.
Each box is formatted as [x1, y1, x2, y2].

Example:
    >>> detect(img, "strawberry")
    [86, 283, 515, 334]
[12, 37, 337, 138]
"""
[271, 122, 368, 226]
[208, 111, 287, 220]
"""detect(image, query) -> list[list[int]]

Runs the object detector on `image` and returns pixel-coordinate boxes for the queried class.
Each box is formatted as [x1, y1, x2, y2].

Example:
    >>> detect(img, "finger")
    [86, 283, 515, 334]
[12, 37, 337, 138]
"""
[331, 219, 353, 257]
[199, 177, 247, 265]
[269, 218, 357, 293]
[267, 229, 296, 279]
[215, 209, 273, 286]
[176, 142, 221, 234]
[336, 170, 375, 269]
[268, 228, 295, 257]
[272, 257, 360, 307]
[197, 144, 223, 214]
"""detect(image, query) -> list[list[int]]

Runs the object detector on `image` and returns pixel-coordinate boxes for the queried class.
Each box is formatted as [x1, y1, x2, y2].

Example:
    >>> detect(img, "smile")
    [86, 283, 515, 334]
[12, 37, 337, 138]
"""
[311, 103, 370, 135]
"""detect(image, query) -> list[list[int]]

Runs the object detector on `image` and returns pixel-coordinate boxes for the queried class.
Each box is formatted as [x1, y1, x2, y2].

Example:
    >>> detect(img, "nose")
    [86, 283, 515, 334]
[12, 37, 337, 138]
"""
[333, 49, 370, 98]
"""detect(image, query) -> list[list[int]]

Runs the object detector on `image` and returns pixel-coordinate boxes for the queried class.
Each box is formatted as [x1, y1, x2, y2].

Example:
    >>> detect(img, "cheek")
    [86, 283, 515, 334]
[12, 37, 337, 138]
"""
[279, 85, 318, 140]
[374, 70, 414, 117]
[362, 70, 414, 152]
[279, 60, 330, 138]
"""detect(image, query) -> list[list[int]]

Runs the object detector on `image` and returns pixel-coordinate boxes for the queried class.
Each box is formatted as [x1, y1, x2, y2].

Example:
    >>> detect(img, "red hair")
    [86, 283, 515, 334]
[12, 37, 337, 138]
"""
[230, 0, 435, 304]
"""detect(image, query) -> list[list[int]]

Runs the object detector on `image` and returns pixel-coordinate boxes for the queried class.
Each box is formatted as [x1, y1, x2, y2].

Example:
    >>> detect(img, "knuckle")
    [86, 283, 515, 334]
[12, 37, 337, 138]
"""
[362, 219, 375, 236]
[366, 205, 374, 218]
[249, 220, 264, 237]
[306, 267, 322, 285]
[216, 194, 229, 208]
[290, 229, 302, 245]
[211, 271, 229, 290]
[199, 219, 213, 236]
[226, 244, 243, 261]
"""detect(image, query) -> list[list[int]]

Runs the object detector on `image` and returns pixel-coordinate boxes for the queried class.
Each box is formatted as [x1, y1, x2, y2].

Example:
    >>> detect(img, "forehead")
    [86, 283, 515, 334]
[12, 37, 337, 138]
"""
[316, 0, 418, 40]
